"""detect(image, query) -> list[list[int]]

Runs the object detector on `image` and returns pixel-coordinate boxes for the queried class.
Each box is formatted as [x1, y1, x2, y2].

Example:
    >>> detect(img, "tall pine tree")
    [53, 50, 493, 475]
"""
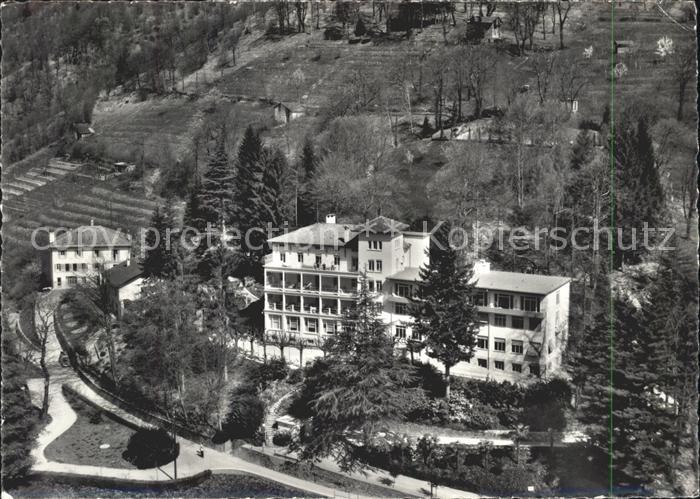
[410, 222, 480, 399]
[299, 275, 416, 471]
[143, 204, 177, 278]
[297, 138, 317, 226]
[614, 115, 665, 266]
[231, 125, 264, 240]
[200, 129, 235, 230]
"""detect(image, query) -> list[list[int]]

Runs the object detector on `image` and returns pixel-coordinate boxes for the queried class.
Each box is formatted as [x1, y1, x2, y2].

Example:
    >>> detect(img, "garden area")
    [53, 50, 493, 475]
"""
[44, 387, 144, 469]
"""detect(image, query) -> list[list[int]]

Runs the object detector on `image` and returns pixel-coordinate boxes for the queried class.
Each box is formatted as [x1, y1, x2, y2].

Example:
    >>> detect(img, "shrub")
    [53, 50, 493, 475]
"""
[272, 431, 293, 447]
[122, 428, 178, 469]
[286, 367, 304, 384]
[221, 386, 265, 441]
[88, 407, 104, 424]
[354, 18, 367, 37]
[249, 358, 289, 389]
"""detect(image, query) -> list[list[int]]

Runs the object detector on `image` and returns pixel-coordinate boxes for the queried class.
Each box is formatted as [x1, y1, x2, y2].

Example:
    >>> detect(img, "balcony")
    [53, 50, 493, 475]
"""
[303, 298, 320, 313]
[302, 275, 319, 292]
[477, 305, 544, 319]
[285, 297, 301, 312]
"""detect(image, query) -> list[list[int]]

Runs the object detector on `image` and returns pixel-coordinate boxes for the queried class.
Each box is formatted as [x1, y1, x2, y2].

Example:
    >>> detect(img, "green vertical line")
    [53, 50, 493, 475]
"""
[608, 1, 616, 496]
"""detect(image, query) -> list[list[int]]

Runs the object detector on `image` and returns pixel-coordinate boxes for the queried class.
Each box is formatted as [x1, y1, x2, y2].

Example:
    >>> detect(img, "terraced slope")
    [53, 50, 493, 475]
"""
[2, 174, 158, 247]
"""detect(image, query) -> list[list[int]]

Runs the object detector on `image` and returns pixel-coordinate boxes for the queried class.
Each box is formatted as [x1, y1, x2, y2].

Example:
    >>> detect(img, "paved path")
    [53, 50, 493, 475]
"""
[247, 446, 479, 499]
[27, 291, 347, 497]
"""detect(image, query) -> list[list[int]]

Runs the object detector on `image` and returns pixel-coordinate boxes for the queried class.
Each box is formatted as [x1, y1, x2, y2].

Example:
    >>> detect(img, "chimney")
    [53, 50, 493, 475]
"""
[90, 219, 94, 226]
[325, 213, 336, 224]
[48, 230, 55, 244]
[472, 259, 491, 277]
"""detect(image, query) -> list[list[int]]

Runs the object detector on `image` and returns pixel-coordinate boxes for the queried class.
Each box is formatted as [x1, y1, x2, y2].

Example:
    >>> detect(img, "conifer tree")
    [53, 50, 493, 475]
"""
[572, 276, 677, 491]
[1, 336, 38, 486]
[200, 129, 235, 229]
[614, 115, 664, 266]
[299, 275, 415, 471]
[184, 177, 207, 234]
[232, 125, 264, 234]
[143, 204, 177, 278]
[297, 138, 317, 225]
[410, 222, 480, 399]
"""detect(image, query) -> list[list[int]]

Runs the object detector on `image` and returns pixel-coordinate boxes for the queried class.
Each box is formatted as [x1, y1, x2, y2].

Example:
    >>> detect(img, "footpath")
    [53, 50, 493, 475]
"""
[26, 290, 480, 497]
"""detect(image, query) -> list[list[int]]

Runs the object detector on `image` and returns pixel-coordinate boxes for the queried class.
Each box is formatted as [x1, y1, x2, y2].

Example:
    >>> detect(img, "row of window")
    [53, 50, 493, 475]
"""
[478, 312, 542, 331]
[394, 325, 421, 340]
[474, 291, 542, 312]
[57, 249, 122, 260]
[476, 336, 541, 355]
[474, 358, 540, 376]
[56, 276, 85, 286]
[56, 263, 99, 272]
[367, 259, 383, 272]
[368, 240, 383, 251]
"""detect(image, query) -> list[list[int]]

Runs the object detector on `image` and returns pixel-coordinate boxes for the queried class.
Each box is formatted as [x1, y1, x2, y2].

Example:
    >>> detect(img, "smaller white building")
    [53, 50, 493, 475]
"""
[49, 224, 132, 288]
[104, 260, 144, 317]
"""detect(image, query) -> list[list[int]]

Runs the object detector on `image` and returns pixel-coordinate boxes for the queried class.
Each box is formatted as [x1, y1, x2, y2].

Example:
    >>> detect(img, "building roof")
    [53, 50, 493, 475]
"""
[268, 223, 359, 247]
[362, 216, 409, 235]
[105, 261, 143, 289]
[387, 267, 422, 282]
[474, 271, 570, 295]
[52, 225, 132, 249]
[276, 102, 305, 113]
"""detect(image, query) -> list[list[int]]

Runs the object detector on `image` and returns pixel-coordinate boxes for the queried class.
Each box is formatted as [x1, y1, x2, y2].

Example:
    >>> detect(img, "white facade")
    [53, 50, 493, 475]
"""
[263, 218, 570, 382]
[263, 216, 430, 348]
[49, 225, 132, 288]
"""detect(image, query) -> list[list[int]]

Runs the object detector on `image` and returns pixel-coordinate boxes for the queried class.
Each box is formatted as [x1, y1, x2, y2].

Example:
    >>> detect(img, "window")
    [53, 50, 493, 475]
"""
[67, 276, 78, 285]
[474, 291, 487, 306]
[306, 318, 317, 333]
[94, 250, 100, 257]
[395, 283, 411, 298]
[281, 253, 286, 263]
[270, 316, 281, 329]
[288, 317, 299, 332]
[369, 240, 383, 250]
[528, 317, 542, 331]
[395, 303, 409, 315]
[477, 358, 488, 368]
[511, 340, 524, 354]
[376, 260, 383, 272]
[59, 250, 66, 257]
[297, 252, 303, 263]
[76, 249, 82, 257]
[375, 281, 383, 292]
[334, 255, 340, 267]
[495, 361, 505, 370]
[522, 296, 540, 312]
[93, 263, 99, 270]
[81, 263, 87, 270]
[477, 336, 488, 349]
[57, 277, 62, 287]
[315, 255, 321, 266]
[494, 314, 507, 327]
[395, 326, 406, 339]
[496, 293, 513, 309]
[368, 260, 375, 272]
[494, 338, 506, 352]
[529, 364, 541, 377]
[352, 257, 358, 270]
[324, 321, 336, 334]
[72, 263, 78, 271]
[512, 363, 522, 373]
[55, 264, 61, 271]
[512, 316, 524, 329]
[411, 330, 422, 340]
[478, 313, 489, 323]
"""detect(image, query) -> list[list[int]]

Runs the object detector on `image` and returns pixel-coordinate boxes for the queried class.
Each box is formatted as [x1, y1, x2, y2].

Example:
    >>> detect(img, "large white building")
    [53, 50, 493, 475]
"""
[262, 216, 570, 381]
[49, 224, 132, 288]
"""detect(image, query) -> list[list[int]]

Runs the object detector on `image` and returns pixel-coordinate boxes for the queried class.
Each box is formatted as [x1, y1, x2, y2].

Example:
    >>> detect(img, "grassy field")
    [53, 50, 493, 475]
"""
[44, 388, 139, 469]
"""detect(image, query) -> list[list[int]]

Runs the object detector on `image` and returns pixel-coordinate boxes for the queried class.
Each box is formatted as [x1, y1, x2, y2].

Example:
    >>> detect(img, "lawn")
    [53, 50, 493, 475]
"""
[44, 388, 139, 469]
[7, 473, 317, 498]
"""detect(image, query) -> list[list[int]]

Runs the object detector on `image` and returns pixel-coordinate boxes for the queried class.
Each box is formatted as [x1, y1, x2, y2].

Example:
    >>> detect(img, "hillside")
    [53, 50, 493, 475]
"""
[2, 1, 696, 249]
